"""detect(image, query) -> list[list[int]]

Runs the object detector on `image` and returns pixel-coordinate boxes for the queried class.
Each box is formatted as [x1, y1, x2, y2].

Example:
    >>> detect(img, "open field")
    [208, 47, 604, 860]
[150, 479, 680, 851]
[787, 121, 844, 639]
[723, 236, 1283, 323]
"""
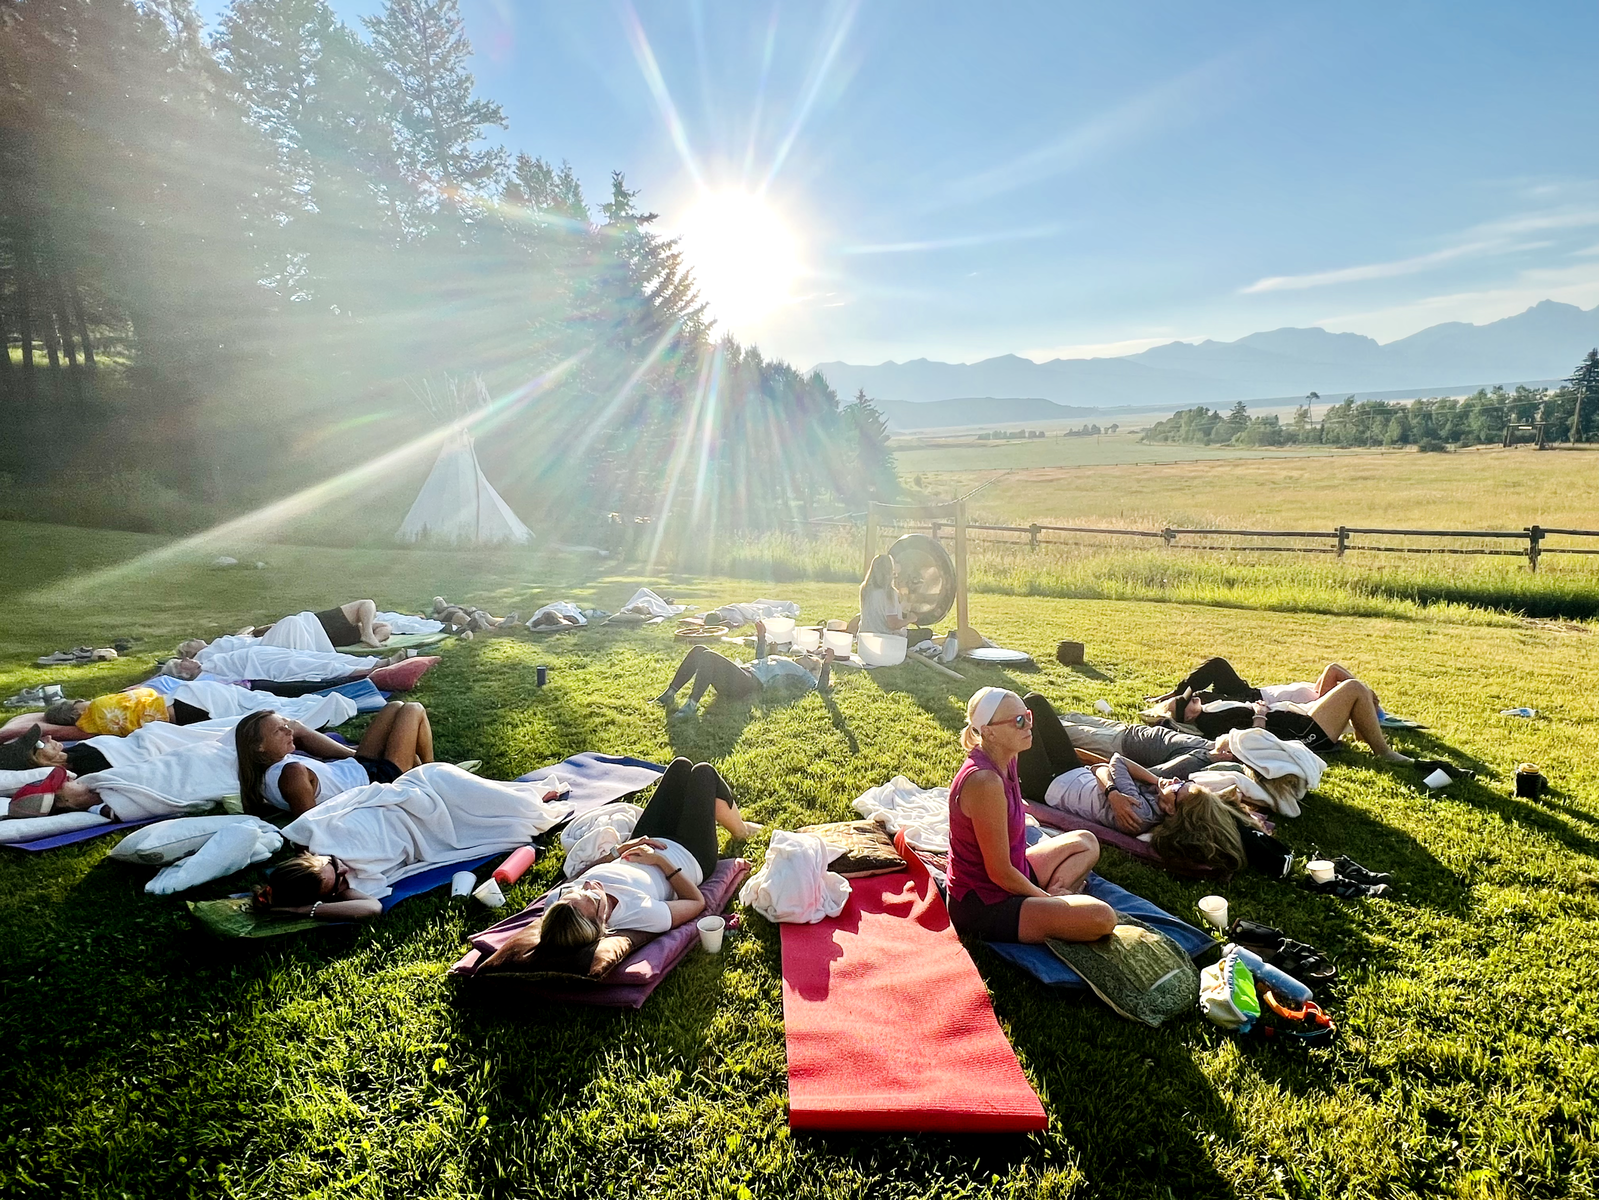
[3, 523, 1599, 1198]
[890, 432, 1371, 474]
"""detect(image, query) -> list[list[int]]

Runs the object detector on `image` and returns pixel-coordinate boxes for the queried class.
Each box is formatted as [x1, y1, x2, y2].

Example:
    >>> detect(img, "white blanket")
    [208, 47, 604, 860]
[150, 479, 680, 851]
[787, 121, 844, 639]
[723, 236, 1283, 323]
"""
[197, 644, 374, 683]
[852, 775, 951, 853]
[1225, 727, 1326, 817]
[527, 601, 588, 628]
[87, 720, 230, 769]
[738, 830, 850, 924]
[280, 763, 570, 899]
[707, 599, 801, 629]
[145, 820, 283, 894]
[618, 587, 687, 619]
[260, 611, 336, 654]
[377, 612, 444, 635]
[1189, 767, 1274, 809]
[559, 802, 642, 878]
[83, 740, 241, 822]
[172, 681, 356, 729]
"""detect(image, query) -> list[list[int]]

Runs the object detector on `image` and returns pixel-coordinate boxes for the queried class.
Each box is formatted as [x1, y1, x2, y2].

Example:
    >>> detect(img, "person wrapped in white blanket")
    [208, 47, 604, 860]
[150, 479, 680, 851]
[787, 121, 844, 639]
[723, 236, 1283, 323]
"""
[252, 763, 572, 920]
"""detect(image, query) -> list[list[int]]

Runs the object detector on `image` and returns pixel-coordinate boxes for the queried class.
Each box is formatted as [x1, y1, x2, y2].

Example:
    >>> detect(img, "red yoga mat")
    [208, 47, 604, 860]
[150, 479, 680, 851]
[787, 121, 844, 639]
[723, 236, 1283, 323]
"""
[780, 855, 1047, 1134]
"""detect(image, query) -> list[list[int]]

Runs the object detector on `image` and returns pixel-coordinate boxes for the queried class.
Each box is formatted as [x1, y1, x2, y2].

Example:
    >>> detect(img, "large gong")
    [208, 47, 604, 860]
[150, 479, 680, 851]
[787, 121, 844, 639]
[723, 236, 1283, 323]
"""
[887, 533, 957, 626]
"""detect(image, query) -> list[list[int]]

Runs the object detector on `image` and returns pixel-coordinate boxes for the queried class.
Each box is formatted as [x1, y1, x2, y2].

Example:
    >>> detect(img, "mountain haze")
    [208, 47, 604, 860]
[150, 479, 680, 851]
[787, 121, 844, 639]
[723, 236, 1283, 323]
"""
[815, 302, 1599, 415]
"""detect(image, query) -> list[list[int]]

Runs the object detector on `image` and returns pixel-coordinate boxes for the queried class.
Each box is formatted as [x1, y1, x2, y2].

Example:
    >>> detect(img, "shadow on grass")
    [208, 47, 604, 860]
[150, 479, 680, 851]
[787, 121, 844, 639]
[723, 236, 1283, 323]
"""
[1069, 661, 1115, 682]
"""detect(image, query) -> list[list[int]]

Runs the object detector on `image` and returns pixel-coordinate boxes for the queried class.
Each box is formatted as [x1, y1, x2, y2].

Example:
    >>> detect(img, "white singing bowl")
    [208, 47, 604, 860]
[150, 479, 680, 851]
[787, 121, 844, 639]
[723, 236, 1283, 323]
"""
[822, 629, 855, 657]
[763, 616, 796, 642]
[856, 632, 908, 666]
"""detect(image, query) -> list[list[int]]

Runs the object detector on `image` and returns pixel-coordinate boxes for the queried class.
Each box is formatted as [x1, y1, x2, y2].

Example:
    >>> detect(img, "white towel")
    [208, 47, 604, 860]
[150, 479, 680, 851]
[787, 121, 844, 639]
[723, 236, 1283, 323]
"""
[527, 601, 588, 628]
[197, 644, 375, 683]
[1225, 727, 1326, 817]
[376, 612, 444, 635]
[259, 611, 336, 654]
[172, 681, 356, 729]
[706, 599, 801, 629]
[852, 775, 951, 853]
[559, 803, 643, 879]
[738, 830, 850, 924]
[618, 588, 687, 619]
[83, 740, 241, 822]
[145, 821, 283, 894]
[280, 763, 570, 899]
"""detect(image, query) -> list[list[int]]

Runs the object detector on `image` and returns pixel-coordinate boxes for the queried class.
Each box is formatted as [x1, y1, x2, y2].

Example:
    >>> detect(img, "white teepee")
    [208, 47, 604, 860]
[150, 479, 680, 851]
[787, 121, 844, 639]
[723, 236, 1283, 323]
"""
[396, 430, 533, 545]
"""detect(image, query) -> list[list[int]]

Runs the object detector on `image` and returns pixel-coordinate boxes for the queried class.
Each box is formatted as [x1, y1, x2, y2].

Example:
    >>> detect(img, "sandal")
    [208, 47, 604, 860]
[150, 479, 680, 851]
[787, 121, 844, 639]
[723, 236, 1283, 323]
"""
[1270, 939, 1338, 985]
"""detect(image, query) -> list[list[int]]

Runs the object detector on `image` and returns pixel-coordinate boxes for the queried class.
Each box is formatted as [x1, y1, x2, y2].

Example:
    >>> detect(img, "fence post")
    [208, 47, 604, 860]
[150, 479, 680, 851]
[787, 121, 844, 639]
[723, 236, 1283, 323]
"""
[1335, 526, 1347, 558]
[1162, 528, 1174, 548]
[929, 521, 941, 541]
[1527, 525, 1543, 573]
[1029, 524, 1040, 550]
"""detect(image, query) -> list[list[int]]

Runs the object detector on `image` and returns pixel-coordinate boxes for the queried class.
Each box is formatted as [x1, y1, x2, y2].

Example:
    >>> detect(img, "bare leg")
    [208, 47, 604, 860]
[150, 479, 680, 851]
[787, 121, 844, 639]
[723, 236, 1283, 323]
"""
[378, 702, 430, 771]
[1307, 680, 1408, 761]
[1017, 894, 1117, 943]
[1314, 663, 1355, 697]
[1026, 830, 1100, 894]
[343, 600, 383, 647]
[356, 701, 405, 758]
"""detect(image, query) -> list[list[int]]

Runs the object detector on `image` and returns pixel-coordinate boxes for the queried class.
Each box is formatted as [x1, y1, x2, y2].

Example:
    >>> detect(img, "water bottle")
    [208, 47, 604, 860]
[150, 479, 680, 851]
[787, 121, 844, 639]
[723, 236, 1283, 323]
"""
[1224, 943, 1314, 1003]
[1498, 707, 1537, 718]
[492, 845, 537, 886]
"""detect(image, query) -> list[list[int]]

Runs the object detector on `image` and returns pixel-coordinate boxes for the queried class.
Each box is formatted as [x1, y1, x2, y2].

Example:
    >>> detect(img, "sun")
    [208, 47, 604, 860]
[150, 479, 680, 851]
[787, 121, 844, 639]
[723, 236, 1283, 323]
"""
[678, 191, 801, 332]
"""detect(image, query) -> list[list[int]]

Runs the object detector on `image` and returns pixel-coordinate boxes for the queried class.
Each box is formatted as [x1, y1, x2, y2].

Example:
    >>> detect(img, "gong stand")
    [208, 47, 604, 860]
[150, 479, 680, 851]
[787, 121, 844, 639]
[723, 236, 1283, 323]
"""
[863, 498, 984, 651]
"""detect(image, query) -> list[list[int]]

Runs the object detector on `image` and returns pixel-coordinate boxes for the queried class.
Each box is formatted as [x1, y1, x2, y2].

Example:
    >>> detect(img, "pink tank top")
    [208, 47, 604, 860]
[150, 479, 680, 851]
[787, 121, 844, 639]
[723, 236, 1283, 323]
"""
[947, 747, 1030, 905]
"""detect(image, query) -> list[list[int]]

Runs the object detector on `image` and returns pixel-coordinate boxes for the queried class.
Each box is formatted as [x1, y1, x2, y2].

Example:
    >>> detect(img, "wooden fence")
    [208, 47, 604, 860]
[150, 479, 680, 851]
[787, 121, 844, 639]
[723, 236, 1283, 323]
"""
[801, 517, 1599, 572]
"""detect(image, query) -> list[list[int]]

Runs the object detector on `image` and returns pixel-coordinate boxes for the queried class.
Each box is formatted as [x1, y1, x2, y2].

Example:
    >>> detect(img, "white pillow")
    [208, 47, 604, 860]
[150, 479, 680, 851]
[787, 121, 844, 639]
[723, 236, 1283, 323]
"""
[108, 814, 276, 865]
[0, 766, 56, 798]
[0, 811, 110, 843]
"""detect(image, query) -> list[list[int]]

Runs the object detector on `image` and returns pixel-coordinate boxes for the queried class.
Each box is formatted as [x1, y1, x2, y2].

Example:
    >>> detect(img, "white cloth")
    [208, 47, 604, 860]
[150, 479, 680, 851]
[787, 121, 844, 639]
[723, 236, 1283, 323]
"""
[280, 763, 570, 899]
[197, 644, 374, 683]
[86, 719, 231, 769]
[573, 839, 701, 933]
[263, 754, 371, 811]
[559, 802, 643, 879]
[171, 681, 356, 729]
[145, 820, 283, 894]
[377, 612, 444, 634]
[527, 601, 588, 628]
[83, 740, 241, 822]
[617, 588, 687, 619]
[738, 830, 850, 924]
[0, 811, 109, 843]
[1260, 681, 1318, 706]
[707, 599, 800, 629]
[1044, 766, 1113, 824]
[110, 813, 277, 865]
[1189, 767, 1274, 808]
[1225, 727, 1325, 817]
[0, 766, 56, 797]
[852, 775, 951, 853]
[858, 587, 903, 636]
[260, 611, 336, 654]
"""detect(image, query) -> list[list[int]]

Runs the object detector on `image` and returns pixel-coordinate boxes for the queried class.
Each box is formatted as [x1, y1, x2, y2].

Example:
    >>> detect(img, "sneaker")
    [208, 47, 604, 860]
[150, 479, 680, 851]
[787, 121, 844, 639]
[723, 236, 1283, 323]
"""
[4, 686, 45, 708]
[1332, 855, 1391, 885]
[669, 700, 698, 721]
[649, 690, 675, 708]
[1305, 876, 1391, 900]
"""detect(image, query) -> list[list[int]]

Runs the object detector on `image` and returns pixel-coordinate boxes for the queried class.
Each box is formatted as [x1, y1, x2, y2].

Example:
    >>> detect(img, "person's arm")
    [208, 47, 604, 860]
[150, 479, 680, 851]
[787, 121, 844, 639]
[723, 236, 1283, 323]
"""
[621, 844, 706, 926]
[960, 771, 1048, 898]
[290, 722, 357, 759]
[277, 762, 320, 818]
[276, 888, 382, 921]
[1094, 763, 1144, 834]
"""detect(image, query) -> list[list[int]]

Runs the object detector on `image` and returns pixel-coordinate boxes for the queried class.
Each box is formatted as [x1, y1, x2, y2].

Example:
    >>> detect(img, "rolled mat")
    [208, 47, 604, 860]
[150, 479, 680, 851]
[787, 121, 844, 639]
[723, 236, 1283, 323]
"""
[780, 853, 1048, 1134]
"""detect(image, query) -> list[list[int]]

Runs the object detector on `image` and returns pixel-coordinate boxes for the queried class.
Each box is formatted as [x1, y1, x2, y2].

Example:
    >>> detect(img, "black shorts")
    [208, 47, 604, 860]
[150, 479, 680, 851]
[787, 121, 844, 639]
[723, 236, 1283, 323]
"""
[315, 606, 363, 648]
[948, 886, 1030, 943]
[65, 743, 113, 776]
[356, 755, 404, 784]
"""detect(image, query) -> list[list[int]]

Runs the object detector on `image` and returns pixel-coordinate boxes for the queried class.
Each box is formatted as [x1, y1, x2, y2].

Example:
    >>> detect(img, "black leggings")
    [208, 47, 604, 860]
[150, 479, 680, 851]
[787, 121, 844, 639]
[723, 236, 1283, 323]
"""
[665, 646, 760, 704]
[1016, 693, 1085, 803]
[632, 758, 730, 878]
[1173, 657, 1260, 702]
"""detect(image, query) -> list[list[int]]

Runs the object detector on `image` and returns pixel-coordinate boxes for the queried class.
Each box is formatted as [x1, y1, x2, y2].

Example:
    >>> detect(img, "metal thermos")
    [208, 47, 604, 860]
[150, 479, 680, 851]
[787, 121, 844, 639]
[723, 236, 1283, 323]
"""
[536, 664, 548, 687]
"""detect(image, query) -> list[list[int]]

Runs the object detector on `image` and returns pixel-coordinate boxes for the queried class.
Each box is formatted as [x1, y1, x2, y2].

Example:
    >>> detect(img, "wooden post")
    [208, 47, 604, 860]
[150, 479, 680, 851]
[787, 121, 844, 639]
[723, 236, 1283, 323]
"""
[954, 498, 970, 641]
[1336, 526, 1348, 558]
[1161, 528, 1174, 548]
[1029, 523, 1040, 550]
[1527, 526, 1543, 573]
[863, 503, 878, 579]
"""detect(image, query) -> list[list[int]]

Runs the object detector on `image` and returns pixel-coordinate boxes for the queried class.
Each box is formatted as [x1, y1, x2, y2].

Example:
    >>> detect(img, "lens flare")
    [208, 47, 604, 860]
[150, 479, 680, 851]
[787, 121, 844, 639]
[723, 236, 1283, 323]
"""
[679, 191, 801, 332]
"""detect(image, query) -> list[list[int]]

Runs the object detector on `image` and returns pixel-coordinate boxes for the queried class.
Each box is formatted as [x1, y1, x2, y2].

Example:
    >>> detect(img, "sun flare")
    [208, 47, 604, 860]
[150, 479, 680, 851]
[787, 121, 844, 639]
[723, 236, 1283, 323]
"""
[678, 191, 801, 331]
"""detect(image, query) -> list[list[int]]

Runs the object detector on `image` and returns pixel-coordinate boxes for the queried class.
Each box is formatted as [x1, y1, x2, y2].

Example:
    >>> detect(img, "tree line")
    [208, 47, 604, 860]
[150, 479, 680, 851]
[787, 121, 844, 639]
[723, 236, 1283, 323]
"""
[0, 0, 895, 539]
[1140, 353, 1599, 450]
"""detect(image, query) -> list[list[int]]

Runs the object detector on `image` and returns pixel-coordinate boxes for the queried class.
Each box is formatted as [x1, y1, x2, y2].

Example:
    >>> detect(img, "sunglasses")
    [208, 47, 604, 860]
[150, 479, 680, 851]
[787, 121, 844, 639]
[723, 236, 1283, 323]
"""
[985, 711, 1034, 730]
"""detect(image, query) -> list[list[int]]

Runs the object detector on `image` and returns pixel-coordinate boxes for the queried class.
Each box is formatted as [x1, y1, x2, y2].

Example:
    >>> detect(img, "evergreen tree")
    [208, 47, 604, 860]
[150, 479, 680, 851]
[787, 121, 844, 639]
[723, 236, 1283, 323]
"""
[364, 0, 506, 206]
[1568, 348, 1599, 443]
[841, 387, 897, 501]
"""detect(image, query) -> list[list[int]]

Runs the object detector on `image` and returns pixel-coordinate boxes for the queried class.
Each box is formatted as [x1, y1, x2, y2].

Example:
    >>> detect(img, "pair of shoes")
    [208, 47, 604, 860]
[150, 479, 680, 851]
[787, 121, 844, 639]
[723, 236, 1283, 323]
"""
[1332, 855, 1391, 885]
[40, 684, 63, 703]
[1226, 919, 1338, 984]
[36, 647, 93, 666]
[669, 700, 698, 721]
[4, 686, 45, 707]
[1303, 875, 1391, 900]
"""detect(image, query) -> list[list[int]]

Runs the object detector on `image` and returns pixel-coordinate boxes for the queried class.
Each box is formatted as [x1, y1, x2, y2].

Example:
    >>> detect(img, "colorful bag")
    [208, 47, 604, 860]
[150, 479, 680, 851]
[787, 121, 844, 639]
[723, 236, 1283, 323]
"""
[1199, 951, 1260, 1032]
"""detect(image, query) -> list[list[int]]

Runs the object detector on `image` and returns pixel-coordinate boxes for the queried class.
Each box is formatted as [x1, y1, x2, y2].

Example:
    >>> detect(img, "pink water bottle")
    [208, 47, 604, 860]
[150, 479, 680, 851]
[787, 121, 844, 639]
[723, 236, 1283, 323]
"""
[493, 845, 537, 886]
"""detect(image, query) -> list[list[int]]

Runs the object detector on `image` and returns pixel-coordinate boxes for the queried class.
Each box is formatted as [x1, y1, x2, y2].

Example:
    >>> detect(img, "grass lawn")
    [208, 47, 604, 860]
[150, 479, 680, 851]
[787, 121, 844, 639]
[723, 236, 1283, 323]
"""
[2, 521, 1597, 1198]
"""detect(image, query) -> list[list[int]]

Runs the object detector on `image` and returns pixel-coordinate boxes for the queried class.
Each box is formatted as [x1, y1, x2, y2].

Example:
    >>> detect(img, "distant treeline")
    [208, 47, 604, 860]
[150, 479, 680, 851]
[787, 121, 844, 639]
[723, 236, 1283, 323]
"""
[1141, 365, 1599, 449]
[0, 0, 894, 539]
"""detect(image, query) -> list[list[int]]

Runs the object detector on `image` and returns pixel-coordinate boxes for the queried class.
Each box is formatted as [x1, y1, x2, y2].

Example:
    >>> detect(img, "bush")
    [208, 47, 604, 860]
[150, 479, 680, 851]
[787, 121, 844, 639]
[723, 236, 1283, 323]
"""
[1417, 439, 1448, 454]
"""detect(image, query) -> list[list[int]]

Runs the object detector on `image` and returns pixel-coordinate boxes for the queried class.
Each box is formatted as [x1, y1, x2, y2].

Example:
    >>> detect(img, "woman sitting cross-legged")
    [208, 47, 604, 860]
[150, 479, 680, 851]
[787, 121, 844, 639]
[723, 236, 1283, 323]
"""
[236, 701, 434, 817]
[523, 759, 758, 955]
[947, 687, 1117, 946]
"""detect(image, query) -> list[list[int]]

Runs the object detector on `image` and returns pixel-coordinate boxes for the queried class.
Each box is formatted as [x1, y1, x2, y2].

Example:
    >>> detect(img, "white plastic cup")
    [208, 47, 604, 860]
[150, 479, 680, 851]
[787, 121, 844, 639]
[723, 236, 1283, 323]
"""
[450, 870, 476, 898]
[1306, 859, 1336, 884]
[1423, 767, 1453, 789]
[1197, 895, 1229, 931]
[697, 914, 726, 954]
[472, 877, 506, 908]
[1094, 699, 1114, 715]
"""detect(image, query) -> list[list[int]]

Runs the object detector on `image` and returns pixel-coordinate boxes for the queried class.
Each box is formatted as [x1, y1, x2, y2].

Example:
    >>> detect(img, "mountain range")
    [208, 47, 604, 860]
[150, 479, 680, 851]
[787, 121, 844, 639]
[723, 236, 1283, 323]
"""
[814, 301, 1599, 429]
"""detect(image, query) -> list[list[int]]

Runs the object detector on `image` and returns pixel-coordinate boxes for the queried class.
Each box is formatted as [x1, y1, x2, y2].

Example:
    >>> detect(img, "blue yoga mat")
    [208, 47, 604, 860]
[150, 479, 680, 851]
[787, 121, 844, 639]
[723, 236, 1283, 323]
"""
[516, 752, 666, 818]
[381, 853, 498, 910]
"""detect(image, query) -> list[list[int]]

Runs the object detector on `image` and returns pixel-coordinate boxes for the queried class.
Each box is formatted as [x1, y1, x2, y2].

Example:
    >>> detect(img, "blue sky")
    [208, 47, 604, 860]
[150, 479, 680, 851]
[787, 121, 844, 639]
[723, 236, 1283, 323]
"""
[196, 0, 1599, 368]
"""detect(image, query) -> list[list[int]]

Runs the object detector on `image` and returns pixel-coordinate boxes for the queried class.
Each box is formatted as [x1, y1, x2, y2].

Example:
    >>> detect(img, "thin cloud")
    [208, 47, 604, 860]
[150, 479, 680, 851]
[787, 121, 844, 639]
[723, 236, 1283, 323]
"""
[838, 223, 1063, 256]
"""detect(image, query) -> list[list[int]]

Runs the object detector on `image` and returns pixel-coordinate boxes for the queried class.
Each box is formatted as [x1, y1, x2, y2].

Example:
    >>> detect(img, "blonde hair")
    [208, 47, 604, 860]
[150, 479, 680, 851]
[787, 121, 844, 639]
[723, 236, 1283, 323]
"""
[1149, 786, 1248, 873]
[961, 687, 1019, 753]
[860, 553, 895, 614]
[539, 895, 606, 949]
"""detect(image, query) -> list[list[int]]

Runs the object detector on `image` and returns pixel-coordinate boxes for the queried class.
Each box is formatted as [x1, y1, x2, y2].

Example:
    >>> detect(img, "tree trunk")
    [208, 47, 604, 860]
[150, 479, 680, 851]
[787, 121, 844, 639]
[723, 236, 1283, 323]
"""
[0, 268, 11, 385]
[15, 255, 34, 382]
[41, 270, 61, 370]
[52, 271, 77, 368]
[69, 275, 95, 369]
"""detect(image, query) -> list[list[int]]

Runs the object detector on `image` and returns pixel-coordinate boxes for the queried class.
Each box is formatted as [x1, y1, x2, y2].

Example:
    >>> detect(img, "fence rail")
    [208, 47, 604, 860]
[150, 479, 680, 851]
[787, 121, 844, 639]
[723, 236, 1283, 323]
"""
[797, 516, 1599, 572]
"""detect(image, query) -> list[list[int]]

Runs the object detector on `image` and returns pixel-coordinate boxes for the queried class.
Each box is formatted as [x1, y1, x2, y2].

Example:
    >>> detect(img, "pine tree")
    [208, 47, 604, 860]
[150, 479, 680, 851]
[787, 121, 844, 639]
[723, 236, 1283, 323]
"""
[364, 0, 506, 205]
[1568, 348, 1599, 443]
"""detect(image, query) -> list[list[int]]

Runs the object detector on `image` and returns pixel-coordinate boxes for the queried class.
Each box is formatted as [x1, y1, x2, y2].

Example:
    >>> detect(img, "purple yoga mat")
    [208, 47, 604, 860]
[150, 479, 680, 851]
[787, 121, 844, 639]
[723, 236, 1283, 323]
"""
[6, 815, 166, 852]
[452, 857, 750, 1009]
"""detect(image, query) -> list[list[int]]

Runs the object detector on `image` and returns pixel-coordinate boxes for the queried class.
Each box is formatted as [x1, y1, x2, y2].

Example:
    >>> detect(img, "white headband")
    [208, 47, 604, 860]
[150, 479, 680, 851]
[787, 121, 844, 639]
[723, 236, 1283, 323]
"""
[968, 687, 1014, 732]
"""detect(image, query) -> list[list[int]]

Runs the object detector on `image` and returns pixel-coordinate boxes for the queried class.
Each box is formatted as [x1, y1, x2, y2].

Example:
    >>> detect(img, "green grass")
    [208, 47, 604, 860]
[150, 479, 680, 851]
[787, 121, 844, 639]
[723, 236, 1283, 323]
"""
[3, 522, 1599, 1198]
[892, 430, 1387, 473]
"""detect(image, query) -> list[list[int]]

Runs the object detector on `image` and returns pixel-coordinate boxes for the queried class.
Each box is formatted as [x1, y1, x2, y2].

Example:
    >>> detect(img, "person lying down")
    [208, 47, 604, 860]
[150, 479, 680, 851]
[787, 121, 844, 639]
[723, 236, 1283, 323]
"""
[653, 622, 835, 719]
[253, 763, 570, 921]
